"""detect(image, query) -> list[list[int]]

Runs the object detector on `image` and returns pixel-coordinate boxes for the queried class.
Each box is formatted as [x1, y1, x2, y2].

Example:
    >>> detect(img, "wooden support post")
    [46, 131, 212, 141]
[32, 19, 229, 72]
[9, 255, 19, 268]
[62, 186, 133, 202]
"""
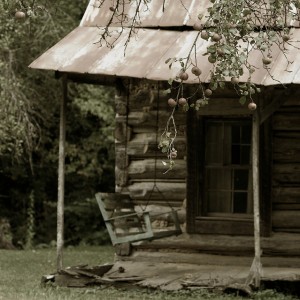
[57, 75, 67, 272]
[247, 111, 262, 288]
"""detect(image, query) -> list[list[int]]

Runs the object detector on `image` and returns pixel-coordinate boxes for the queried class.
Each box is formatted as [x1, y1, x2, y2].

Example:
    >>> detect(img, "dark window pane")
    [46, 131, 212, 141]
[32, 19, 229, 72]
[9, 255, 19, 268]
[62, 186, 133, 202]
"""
[206, 143, 223, 164]
[206, 123, 222, 143]
[241, 125, 251, 144]
[241, 145, 250, 164]
[233, 192, 248, 213]
[206, 169, 232, 190]
[207, 191, 231, 213]
[234, 170, 249, 190]
[231, 145, 240, 164]
[231, 125, 240, 143]
[205, 123, 223, 164]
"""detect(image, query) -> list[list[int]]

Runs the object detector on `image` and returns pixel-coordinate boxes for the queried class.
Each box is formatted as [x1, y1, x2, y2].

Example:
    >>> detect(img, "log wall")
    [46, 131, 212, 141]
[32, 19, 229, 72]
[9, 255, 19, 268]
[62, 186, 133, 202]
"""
[113, 80, 300, 237]
[272, 96, 300, 232]
[114, 79, 187, 232]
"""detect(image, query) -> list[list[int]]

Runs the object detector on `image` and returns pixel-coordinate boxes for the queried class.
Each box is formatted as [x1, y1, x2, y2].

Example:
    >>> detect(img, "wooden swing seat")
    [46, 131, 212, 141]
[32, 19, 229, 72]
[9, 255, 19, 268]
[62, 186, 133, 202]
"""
[95, 193, 182, 246]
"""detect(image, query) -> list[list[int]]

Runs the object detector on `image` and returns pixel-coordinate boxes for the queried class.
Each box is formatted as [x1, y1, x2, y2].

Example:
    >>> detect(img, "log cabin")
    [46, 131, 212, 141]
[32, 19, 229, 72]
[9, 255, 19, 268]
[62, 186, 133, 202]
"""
[30, 0, 300, 288]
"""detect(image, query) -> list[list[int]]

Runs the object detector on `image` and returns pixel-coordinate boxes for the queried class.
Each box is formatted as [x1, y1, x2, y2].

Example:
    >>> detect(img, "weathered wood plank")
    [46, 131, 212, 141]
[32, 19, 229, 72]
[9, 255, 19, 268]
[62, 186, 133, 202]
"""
[273, 203, 300, 210]
[131, 124, 186, 135]
[273, 164, 300, 184]
[134, 204, 186, 224]
[127, 181, 186, 200]
[116, 111, 186, 128]
[273, 137, 300, 163]
[128, 159, 186, 179]
[272, 210, 300, 229]
[273, 187, 300, 203]
[115, 122, 132, 143]
[194, 218, 253, 235]
[260, 119, 272, 236]
[126, 133, 186, 158]
[119, 198, 182, 207]
[273, 113, 300, 130]
[115, 95, 128, 115]
[115, 167, 128, 187]
[282, 96, 300, 107]
[115, 146, 129, 170]
[197, 98, 252, 116]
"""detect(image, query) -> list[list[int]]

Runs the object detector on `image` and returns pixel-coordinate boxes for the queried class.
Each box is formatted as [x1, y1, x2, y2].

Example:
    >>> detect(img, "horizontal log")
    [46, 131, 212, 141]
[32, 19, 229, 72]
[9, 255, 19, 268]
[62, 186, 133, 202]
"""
[119, 198, 183, 207]
[273, 203, 300, 210]
[273, 131, 300, 139]
[127, 181, 186, 201]
[131, 124, 186, 135]
[116, 111, 186, 128]
[273, 113, 300, 130]
[273, 187, 300, 203]
[282, 96, 300, 107]
[134, 204, 186, 224]
[273, 164, 300, 185]
[273, 137, 300, 163]
[272, 210, 300, 229]
[197, 98, 252, 116]
[128, 159, 186, 179]
[194, 218, 253, 235]
[126, 133, 186, 158]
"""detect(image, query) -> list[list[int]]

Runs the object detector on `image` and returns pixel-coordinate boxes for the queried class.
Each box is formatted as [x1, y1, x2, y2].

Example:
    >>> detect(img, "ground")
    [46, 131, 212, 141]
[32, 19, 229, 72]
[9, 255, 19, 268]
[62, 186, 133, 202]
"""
[0, 245, 298, 300]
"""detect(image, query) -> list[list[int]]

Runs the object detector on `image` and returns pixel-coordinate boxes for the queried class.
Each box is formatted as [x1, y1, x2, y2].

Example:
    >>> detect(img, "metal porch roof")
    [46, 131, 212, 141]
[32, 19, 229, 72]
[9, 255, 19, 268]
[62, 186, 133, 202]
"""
[29, 26, 300, 86]
[80, 0, 208, 28]
[81, 0, 300, 28]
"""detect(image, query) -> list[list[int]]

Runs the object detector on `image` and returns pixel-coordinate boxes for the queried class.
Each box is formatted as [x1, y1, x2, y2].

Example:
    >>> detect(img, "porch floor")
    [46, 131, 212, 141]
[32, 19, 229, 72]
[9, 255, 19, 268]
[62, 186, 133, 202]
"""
[106, 232, 300, 292]
[103, 256, 300, 292]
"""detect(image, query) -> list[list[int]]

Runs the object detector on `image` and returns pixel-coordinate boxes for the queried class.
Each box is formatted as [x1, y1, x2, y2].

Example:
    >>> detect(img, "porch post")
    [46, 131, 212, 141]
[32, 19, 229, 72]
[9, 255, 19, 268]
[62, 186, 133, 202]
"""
[57, 74, 67, 272]
[247, 110, 262, 288]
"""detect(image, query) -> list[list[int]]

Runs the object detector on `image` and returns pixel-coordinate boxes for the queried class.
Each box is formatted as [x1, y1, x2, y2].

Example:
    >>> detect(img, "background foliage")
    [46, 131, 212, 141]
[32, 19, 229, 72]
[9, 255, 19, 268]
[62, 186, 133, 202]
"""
[0, 0, 115, 247]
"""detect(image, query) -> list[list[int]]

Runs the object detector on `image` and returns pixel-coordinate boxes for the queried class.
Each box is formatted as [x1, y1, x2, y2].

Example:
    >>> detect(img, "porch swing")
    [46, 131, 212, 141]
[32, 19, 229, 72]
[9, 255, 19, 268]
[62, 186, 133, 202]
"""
[95, 86, 182, 246]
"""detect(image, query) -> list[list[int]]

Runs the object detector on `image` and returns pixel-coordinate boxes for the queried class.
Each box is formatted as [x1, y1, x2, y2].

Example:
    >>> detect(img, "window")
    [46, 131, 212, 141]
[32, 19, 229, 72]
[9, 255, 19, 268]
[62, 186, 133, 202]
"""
[186, 107, 272, 236]
[204, 120, 253, 217]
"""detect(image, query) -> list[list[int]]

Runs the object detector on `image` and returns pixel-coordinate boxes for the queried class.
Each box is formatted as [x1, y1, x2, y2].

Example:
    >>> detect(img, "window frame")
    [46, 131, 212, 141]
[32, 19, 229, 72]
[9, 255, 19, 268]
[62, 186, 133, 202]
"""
[186, 110, 272, 236]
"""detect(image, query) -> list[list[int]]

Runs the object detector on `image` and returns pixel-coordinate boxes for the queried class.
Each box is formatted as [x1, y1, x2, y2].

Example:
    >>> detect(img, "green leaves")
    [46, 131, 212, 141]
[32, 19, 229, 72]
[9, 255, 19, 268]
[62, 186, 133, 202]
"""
[0, 0, 87, 160]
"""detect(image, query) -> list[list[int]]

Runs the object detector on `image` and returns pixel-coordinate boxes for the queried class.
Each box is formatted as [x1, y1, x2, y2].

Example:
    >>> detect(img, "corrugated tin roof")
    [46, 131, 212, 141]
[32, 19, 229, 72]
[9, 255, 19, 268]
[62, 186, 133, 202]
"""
[29, 26, 300, 85]
[29, 0, 300, 85]
[80, 0, 209, 28]
[80, 0, 300, 28]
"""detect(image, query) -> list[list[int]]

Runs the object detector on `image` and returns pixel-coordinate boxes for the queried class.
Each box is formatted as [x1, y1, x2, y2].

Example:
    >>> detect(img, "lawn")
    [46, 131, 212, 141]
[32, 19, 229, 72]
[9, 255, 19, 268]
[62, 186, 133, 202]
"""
[0, 246, 297, 300]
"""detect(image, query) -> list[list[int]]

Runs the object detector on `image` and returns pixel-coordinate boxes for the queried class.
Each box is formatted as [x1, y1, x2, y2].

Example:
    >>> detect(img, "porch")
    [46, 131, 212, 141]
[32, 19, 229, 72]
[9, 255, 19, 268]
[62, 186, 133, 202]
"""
[127, 232, 300, 260]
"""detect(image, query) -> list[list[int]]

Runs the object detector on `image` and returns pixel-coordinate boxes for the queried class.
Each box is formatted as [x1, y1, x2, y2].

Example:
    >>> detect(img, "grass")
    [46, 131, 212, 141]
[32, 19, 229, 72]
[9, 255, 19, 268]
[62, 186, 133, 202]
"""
[0, 246, 297, 300]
